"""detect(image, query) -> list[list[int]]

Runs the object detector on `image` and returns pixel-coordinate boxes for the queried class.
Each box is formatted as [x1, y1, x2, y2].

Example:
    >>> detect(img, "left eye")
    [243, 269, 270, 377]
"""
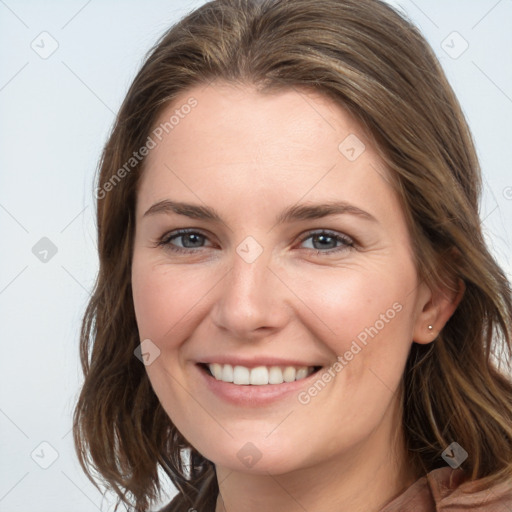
[157, 229, 354, 255]
[298, 231, 354, 253]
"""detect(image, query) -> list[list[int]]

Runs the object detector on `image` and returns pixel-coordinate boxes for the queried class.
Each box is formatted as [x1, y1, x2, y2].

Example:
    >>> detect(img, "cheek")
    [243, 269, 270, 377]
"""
[285, 259, 416, 349]
[131, 259, 211, 341]
[286, 267, 416, 447]
[131, 260, 207, 429]
[286, 259, 417, 398]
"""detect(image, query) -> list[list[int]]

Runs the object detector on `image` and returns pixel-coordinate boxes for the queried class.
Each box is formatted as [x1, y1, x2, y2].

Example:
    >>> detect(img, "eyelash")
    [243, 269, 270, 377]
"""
[156, 228, 355, 255]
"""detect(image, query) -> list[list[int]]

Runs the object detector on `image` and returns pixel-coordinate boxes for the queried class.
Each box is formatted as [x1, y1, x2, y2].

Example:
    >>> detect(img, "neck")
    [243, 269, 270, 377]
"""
[214, 397, 420, 512]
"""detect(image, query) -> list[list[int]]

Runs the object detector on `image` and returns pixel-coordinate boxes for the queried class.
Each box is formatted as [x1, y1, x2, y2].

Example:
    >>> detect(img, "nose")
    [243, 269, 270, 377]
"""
[210, 243, 290, 340]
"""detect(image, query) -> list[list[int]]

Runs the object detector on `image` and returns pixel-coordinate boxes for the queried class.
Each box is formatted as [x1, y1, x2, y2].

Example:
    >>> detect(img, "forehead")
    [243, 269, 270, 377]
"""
[149, 81, 365, 157]
[136, 81, 393, 218]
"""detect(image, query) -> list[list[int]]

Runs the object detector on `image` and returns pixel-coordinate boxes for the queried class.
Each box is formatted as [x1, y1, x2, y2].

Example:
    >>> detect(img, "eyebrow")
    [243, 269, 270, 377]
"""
[143, 199, 378, 224]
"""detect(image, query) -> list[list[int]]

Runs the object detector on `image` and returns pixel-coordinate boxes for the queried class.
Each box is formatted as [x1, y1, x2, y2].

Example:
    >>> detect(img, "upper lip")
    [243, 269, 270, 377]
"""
[197, 356, 324, 368]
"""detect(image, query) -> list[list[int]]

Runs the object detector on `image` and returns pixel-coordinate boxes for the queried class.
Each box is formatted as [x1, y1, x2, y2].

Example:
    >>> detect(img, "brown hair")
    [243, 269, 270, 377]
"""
[73, 0, 512, 510]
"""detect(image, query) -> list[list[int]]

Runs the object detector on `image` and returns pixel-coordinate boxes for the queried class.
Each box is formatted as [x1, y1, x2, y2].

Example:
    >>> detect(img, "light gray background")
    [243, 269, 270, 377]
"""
[0, 0, 511, 510]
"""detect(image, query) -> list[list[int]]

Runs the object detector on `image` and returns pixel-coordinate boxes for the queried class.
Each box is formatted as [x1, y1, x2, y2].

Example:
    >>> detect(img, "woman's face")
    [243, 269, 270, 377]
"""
[131, 81, 433, 474]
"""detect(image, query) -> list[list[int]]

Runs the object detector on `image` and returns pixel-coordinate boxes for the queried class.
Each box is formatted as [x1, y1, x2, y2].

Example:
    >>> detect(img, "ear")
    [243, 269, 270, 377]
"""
[412, 276, 465, 345]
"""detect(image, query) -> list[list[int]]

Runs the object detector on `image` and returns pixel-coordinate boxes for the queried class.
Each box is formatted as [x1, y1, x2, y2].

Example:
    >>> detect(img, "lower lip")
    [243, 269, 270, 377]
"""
[196, 364, 322, 406]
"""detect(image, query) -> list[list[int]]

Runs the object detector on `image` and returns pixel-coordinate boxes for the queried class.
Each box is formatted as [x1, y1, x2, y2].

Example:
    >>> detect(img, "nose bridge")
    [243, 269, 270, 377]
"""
[212, 238, 286, 336]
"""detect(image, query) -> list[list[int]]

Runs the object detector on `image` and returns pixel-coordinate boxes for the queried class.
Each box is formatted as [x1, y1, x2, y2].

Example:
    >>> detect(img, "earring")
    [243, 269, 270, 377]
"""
[428, 325, 434, 333]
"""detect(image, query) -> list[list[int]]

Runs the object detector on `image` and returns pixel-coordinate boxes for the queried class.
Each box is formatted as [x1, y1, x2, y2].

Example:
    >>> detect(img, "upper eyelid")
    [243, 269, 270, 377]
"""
[298, 229, 353, 243]
[159, 229, 213, 246]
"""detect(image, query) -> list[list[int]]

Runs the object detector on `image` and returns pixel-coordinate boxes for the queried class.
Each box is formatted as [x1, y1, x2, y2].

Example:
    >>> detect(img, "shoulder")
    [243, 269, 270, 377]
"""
[380, 467, 512, 512]
[428, 467, 512, 510]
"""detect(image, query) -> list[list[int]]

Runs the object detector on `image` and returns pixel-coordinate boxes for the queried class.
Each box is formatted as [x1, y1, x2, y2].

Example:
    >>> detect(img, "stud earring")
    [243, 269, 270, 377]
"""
[428, 324, 434, 332]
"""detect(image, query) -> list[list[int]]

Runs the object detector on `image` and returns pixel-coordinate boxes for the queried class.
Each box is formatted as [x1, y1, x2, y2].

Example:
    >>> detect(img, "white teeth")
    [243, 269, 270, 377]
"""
[249, 366, 269, 385]
[296, 367, 308, 380]
[221, 364, 234, 383]
[207, 363, 315, 385]
[210, 363, 223, 380]
[268, 366, 284, 384]
[283, 366, 296, 382]
[233, 365, 250, 385]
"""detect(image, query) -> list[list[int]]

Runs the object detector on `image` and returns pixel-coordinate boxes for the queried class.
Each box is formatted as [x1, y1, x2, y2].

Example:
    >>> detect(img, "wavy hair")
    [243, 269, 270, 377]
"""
[73, 0, 512, 510]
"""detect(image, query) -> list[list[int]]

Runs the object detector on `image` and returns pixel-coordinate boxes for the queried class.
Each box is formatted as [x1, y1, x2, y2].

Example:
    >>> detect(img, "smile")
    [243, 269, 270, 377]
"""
[196, 361, 325, 406]
[203, 363, 320, 385]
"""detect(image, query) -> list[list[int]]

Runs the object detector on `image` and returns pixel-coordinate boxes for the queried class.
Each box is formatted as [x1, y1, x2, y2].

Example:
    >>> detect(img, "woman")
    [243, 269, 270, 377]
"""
[73, 0, 512, 511]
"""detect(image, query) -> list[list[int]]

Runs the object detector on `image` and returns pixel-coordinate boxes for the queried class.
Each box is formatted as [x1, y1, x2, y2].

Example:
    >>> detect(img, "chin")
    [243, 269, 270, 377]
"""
[183, 427, 317, 475]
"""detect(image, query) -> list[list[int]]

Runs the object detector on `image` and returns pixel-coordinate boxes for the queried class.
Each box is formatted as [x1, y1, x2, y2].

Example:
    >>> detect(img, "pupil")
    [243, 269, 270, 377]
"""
[184, 234, 203, 248]
[315, 234, 334, 249]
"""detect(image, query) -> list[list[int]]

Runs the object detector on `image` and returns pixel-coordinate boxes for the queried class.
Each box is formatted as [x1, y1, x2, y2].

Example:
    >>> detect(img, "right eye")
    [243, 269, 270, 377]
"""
[157, 229, 213, 254]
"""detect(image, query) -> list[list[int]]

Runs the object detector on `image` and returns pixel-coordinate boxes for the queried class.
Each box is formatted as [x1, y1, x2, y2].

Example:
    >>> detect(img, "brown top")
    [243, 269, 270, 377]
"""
[160, 467, 512, 511]
[380, 467, 512, 511]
